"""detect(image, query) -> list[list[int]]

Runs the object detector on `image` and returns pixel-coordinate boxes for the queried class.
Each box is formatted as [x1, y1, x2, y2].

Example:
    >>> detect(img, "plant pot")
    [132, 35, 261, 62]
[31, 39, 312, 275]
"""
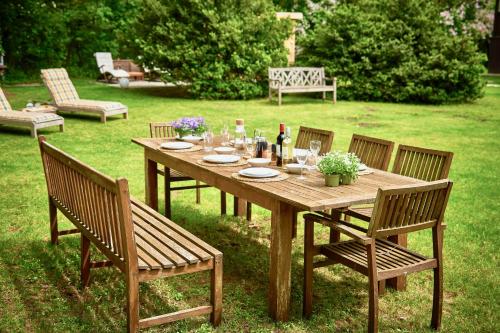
[324, 174, 340, 187]
[341, 174, 355, 185]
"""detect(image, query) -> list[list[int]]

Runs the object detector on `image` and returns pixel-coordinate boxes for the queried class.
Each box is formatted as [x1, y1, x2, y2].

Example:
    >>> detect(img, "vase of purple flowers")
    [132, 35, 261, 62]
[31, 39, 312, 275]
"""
[171, 117, 208, 138]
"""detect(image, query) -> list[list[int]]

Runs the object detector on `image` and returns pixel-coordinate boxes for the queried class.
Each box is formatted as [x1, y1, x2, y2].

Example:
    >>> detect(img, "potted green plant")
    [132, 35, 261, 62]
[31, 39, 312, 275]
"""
[317, 151, 344, 187]
[341, 152, 361, 185]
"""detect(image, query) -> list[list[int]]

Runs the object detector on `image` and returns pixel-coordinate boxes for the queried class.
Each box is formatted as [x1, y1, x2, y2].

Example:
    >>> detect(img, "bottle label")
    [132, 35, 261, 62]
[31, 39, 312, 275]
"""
[282, 146, 288, 159]
[276, 144, 281, 157]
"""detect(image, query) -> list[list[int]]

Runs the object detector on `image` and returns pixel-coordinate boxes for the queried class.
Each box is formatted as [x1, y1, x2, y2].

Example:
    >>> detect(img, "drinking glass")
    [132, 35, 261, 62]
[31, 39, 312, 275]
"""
[203, 131, 214, 152]
[221, 124, 230, 146]
[245, 138, 254, 158]
[310, 140, 321, 158]
[296, 150, 309, 180]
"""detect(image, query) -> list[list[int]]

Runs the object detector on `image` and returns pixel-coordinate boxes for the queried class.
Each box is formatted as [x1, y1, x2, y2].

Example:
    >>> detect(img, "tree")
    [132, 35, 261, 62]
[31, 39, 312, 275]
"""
[297, 0, 486, 104]
[129, 0, 291, 99]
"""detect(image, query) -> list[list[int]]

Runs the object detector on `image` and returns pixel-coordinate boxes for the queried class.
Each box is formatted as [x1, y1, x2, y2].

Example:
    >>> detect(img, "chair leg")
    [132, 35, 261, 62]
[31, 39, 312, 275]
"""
[49, 198, 58, 245]
[329, 209, 341, 243]
[367, 242, 379, 333]
[246, 202, 252, 222]
[220, 191, 226, 215]
[291, 211, 298, 239]
[303, 218, 314, 318]
[431, 226, 444, 330]
[126, 273, 140, 333]
[81, 234, 91, 288]
[195, 181, 201, 204]
[210, 255, 223, 326]
[164, 167, 172, 219]
[268, 88, 272, 102]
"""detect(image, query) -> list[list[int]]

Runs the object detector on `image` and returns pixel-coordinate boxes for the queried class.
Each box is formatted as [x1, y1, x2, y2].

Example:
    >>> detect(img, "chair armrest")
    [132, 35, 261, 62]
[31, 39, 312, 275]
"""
[304, 213, 372, 245]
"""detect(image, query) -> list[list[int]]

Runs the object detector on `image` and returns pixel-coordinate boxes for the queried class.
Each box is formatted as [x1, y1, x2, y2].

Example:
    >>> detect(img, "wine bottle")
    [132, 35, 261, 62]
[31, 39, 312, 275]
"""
[276, 123, 285, 167]
[282, 127, 292, 165]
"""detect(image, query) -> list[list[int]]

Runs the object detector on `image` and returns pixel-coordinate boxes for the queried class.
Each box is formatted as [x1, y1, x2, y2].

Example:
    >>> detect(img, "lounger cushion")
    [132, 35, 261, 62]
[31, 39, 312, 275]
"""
[57, 99, 127, 114]
[0, 111, 63, 124]
[41, 68, 79, 104]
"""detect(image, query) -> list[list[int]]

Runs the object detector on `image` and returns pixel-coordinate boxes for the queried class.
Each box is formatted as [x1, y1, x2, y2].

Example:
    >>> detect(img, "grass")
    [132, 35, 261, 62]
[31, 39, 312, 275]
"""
[0, 80, 499, 332]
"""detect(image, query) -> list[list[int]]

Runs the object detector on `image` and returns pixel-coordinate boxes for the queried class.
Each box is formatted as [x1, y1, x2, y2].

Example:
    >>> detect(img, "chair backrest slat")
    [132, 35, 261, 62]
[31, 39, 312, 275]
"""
[150, 122, 177, 138]
[368, 180, 452, 238]
[392, 145, 453, 181]
[41, 68, 79, 104]
[38, 137, 136, 266]
[0, 88, 13, 112]
[348, 134, 394, 171]
[295, 126, 334, 155]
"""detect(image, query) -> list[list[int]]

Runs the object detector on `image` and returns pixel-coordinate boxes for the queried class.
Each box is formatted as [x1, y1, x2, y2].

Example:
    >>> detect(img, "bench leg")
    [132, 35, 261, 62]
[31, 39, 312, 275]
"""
[322, 91, 326, 101]
[49, 197, 58, 245]
[269, 88, 272, 102]
[210, 255, 223, 326]
[81, 234, 91, 288]
[126, 273, 140, 333]
[195, 181, 201, 204]
[220, 191, 226, 215]
[164, 167, 172, 219]
[278, 91, 282, 106]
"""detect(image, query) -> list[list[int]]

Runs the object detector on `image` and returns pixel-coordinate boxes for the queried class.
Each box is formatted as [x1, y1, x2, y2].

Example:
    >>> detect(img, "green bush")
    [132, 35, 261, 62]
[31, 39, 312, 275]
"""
[129, 0, 291, 99]
[297, 0, 486, 104]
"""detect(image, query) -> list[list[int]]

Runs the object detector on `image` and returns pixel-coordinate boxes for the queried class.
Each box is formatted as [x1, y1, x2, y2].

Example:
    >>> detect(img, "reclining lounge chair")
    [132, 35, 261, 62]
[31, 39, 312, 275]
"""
[0, 88, 64, 137]
[94, 52, 130, 82]
[41, 68, 128, 123]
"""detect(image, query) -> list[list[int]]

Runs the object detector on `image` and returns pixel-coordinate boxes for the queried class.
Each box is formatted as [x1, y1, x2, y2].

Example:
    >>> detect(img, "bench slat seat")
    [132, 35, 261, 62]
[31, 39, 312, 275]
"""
[38, 137, 222, 332]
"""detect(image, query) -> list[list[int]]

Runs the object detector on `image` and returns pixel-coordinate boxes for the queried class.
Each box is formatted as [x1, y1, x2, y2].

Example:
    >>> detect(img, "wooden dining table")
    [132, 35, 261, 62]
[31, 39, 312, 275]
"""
[132, 137, 426, 321]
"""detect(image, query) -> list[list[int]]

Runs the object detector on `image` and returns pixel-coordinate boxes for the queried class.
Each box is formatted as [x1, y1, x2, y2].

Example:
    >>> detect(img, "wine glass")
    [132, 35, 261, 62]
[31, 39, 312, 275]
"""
[296, 150, 309, 180]
[203, 131, 214, 152]
[310, 140, 321, 167]
[220, 124, 229, 146]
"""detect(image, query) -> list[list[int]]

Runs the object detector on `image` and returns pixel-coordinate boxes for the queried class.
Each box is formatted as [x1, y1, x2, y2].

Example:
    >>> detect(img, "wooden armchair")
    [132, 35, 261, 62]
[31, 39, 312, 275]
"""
[303, 180, 453, 332]
[149, 122, 211, 218]
[295, 126, 334, 155]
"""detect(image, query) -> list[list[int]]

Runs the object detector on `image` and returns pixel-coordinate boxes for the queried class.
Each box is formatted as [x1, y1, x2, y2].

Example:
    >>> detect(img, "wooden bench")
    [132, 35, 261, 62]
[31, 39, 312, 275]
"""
[38, 136, 222, 332]
[268, 67, 337, 105]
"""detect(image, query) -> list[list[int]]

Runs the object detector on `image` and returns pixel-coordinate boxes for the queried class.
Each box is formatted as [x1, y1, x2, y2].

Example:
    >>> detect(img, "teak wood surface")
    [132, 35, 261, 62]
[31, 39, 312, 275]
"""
[132, 137, 426, 322]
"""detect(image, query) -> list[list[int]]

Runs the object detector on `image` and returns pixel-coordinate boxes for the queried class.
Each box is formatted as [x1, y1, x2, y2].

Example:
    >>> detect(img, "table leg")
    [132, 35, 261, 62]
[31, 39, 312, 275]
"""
[144, 155, 158, 211]
[233, 196, 249, 220]
[269, 201, 293, 321]
[386, 234, 407, 291]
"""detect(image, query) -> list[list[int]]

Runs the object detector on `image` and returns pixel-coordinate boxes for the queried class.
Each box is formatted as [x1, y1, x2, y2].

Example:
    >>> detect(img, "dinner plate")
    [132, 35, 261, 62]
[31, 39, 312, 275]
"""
[247, 158, 271, 167]
[239, 167, 280, 178]
[179, 135, 203, 143]
[214, 146, 236, 155]
[203, 154, 240, 164]
[358, 163, 368, 171]
[160, 141, 194, 150]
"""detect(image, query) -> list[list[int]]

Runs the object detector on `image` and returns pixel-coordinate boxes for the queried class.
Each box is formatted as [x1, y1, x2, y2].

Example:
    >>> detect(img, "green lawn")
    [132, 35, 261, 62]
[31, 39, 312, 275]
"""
[0, 81, 498, 332]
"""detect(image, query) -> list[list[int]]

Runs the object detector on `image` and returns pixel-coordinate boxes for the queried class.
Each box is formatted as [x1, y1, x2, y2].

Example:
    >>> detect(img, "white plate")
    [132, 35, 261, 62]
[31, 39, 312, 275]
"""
[160, 141, 194, 150]
[179, 135, 203, 143]
[239, 167, 280, 178]
[203, 154, 240, 164]
[248, 158, 271, 167]
[286, 163, 308, 174]
[214, 146, 236, 155]
[358, 163, 368, 171]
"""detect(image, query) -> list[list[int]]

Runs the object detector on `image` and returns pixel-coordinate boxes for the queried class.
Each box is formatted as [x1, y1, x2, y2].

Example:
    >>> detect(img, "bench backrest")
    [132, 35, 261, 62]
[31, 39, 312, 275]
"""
[0, 88, 13, 112]
[41, 68, 80, 104]
[368, 180, 453, 238]
[38, 136, 137, 273]
[268, 67, 325, 88]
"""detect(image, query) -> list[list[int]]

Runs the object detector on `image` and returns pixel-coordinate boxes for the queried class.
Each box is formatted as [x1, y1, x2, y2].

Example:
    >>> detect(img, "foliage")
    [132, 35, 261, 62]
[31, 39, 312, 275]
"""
[297, 0, 486, 104]
[342, 152, 361, 179]
[317, 151, 344, 175]
[0, 0, 138, 80]
[129, 0, 291, 99]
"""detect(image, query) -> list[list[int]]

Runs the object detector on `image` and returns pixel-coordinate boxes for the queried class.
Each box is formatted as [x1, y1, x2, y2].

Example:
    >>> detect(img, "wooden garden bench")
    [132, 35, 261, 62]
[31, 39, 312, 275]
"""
[268, 67, 337, 105]
[38, 136, 222, 332]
